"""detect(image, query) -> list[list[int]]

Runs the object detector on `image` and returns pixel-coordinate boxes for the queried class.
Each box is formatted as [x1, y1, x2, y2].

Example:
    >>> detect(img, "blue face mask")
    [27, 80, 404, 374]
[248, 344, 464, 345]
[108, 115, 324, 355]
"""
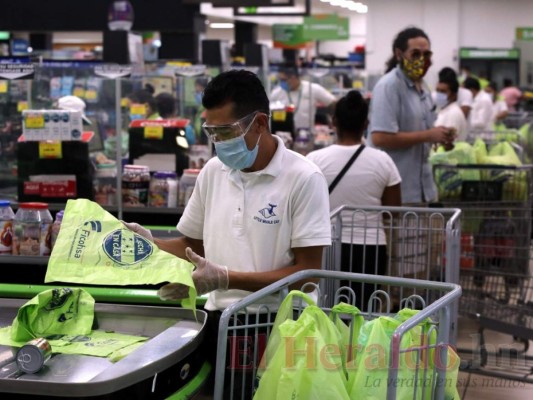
[435, 92, 449, 109]
[214, 134, 260, 170]
[279, 80, 289, 92]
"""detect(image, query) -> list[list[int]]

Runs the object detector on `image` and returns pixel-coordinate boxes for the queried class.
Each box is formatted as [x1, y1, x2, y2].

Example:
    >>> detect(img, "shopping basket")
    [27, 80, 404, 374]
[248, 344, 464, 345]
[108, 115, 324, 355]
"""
[214, 269, 461, 400]
[434, 163, 533, 383]
[323, 205, 462, 341]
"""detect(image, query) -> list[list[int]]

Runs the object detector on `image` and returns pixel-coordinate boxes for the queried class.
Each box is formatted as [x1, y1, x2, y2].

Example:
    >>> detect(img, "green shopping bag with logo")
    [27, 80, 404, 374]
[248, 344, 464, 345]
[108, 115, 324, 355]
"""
[254, 290, 349, 399]
[45, 199, 196, 309]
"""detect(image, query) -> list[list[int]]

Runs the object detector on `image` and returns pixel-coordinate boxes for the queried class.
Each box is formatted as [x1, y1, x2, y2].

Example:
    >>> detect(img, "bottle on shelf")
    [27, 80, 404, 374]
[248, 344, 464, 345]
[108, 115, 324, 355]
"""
[149, 171, 179, 208]
[122, 164, 150, 207]
[13, 202, 53, 256]
[0, 200, 15, 255]
[50, 210, 64, 251]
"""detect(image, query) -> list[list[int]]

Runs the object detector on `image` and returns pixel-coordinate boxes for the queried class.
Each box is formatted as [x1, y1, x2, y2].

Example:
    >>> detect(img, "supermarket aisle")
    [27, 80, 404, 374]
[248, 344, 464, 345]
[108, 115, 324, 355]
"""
[457, 316, 533, 399]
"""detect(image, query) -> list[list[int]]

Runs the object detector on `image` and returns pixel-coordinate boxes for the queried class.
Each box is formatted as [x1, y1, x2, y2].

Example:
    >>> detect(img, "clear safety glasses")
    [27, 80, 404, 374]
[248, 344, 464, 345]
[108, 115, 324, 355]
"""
[202, 111, 261, 143]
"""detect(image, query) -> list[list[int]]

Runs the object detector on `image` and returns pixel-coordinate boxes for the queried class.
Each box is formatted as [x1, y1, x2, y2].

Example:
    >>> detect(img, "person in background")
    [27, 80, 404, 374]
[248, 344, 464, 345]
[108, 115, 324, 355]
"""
[193, 77, 209, 144]
[368, 26, 453, 204]
[130, 88, 159, 120]
[438, 67, 473, 119]
[307, 90, 401, 308]
[484, 82, 509, 125]
[434, 74, 469, 141]
[500, 78, 522, 112]
[464, 77, 493, 132]
[270, 64, 336, 131]
[155, 92, 196, 146]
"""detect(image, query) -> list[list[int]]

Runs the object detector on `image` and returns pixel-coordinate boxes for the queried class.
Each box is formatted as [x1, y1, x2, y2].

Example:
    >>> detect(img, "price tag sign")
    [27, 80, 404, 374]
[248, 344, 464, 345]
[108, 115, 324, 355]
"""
[39, 142, 62, 159]
[144, 125, 164, 139]
[17, 101, 29, 112]
[85, 90, 97, 100]
[130, 104, 146, 116]
[272, 110, 287, 122]
[0, 81, 7, 93]
[73, 87, 85, 98]
[25, 114, 45, 129]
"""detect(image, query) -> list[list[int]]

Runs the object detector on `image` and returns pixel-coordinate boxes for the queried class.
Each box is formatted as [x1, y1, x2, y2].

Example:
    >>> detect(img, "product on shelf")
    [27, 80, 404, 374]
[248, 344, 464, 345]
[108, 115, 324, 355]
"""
[93, 163, 117, 206]
[0, 200, 15, 255]
[149, 171, 178, 208]
[50, 210, 64, 251]
[179, 169, 200, 208]
[13, 202, 53, 256]
[122, 164, 150, 207]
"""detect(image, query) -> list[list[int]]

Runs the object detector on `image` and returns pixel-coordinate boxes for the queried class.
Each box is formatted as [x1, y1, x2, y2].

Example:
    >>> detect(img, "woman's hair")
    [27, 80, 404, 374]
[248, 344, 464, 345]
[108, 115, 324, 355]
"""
[385, 26, 430, 73]
[334, 90, 368, 139]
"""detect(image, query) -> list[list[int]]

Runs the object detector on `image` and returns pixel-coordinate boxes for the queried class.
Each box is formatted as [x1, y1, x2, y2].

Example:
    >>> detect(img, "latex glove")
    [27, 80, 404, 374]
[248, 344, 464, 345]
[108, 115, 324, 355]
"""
[158, 247, 229, 301]
[121, 221, 153, 242]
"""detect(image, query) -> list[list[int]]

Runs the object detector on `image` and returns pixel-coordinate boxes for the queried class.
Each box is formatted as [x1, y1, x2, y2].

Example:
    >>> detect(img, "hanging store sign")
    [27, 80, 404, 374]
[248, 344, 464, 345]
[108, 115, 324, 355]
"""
[0, 63, 34, 80]
[94, 64, 132, 79]
[174, 65, 206, 77]
[459, 48, 520, 59]
[272, 24, 309, 49]
[516, 27, 533, 41]
[302, 15, 349, 41]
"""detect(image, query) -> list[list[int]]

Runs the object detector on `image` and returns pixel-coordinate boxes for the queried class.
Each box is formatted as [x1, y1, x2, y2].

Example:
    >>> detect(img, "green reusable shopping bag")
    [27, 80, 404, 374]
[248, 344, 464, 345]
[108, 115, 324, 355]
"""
[254, 304, 350, 400]
[10, 287, 95, 342]
[45, 199, 196, 309]
[329, 302, 364, 371]
[394, 309, 461, 400]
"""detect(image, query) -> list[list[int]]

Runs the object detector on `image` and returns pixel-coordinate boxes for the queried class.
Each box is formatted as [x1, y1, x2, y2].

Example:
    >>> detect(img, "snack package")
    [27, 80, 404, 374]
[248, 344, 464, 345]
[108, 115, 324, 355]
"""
[45, 199, 196, 309]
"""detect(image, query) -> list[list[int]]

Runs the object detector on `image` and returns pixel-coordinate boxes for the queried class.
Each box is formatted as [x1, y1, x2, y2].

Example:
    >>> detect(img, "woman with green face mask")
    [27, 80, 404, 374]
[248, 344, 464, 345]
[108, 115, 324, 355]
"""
[367, 26, 454, 205]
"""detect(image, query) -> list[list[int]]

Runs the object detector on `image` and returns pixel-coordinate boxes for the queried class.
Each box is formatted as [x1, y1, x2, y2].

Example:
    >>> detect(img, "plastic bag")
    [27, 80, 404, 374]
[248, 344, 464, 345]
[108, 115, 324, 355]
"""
[329, 302, 364, 371]
[45, 199, 196, 309]
[254, 291, 350, 399]
[347, 309, 460, 400]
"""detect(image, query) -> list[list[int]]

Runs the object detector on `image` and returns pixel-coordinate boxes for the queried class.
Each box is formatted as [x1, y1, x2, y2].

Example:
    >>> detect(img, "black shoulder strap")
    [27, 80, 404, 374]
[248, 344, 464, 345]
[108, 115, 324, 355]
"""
[328, 144, 365, 194]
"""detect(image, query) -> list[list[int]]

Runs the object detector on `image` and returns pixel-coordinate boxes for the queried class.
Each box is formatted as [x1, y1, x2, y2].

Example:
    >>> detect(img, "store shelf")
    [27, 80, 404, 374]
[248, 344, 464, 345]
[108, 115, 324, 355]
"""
[0, 255, 49, 265]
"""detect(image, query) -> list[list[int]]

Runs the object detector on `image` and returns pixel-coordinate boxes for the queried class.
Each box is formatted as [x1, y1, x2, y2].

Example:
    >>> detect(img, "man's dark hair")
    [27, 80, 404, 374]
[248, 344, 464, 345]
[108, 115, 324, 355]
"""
[463, 77, 481, 91]
[439, 76, 459, 95]
[155, 92, 176, 119]
[202, 69, 270, 118]
[438, 67, 458, 82]
[334, 90, 368, 139]
[503, 78, 513, 88]
[385, 26, 430, 73]
[278, 63, 299, 78]
[487, 81, 498, 92]
[131, 89, 157, 112]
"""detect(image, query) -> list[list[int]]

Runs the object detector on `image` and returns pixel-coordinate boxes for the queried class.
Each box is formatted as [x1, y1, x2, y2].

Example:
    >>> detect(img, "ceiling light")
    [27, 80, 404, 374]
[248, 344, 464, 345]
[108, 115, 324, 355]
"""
[210, 22, 234, 29]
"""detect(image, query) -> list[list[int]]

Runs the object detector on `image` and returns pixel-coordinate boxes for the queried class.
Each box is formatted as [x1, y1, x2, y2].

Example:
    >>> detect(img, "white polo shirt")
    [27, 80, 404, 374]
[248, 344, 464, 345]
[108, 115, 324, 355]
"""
[270, 80, 336, 130]
[177, 135, 331, 311]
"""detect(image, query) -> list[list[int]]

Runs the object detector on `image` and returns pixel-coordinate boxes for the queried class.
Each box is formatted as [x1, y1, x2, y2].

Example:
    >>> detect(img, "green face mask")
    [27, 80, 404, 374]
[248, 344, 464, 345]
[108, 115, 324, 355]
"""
[402, 56, 426, 81]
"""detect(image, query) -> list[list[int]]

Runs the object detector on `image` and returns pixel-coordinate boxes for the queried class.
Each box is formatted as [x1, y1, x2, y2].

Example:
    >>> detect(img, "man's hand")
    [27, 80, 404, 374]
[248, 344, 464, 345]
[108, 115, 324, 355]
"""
[428, 126, 454, 144]
[121, 221, 153, 242]
[158, 247, 229, 301]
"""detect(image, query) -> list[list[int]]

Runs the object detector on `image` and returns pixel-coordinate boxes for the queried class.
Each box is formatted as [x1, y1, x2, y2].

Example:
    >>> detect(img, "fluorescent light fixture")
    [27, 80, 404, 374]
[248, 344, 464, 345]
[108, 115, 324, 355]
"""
[210, 22, 235, 29]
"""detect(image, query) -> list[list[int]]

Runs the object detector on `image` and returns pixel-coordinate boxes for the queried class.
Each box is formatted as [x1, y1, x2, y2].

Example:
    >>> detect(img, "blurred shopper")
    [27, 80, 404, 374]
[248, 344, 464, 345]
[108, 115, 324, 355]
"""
[434, 75, 468, 141]
[484, 82, 509, 125]
[438, 67, 473, 119]
[368, 26, 453, 204]
[307, 90, 401, 308]
[270, 63, 336, 131]
[464, 77, 493, 132]
[500, 78, 523, 112]
[155, 92, 195, 145]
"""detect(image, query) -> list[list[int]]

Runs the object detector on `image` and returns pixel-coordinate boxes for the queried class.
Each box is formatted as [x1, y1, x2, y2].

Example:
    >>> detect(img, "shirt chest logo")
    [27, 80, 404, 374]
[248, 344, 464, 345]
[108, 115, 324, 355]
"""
[254, 203, 280, 225]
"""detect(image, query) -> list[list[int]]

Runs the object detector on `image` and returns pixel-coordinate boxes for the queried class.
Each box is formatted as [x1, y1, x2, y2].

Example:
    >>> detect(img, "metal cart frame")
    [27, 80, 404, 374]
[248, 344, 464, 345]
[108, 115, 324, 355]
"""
[434, 163, 533, 383]
[214, 270, 461, 400]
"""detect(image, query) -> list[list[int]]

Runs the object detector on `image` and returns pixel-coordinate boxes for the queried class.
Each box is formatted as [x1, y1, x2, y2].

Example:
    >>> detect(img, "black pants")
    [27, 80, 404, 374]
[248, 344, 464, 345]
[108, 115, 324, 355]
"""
[339, 243, 388, 311]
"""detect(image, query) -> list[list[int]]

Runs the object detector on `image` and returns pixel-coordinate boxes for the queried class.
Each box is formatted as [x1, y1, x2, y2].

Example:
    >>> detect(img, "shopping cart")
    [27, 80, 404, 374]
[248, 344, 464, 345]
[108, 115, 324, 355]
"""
[323, 205, 462, 340]
[214, 270, 461, 400]
[434, 163, 533, 383]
